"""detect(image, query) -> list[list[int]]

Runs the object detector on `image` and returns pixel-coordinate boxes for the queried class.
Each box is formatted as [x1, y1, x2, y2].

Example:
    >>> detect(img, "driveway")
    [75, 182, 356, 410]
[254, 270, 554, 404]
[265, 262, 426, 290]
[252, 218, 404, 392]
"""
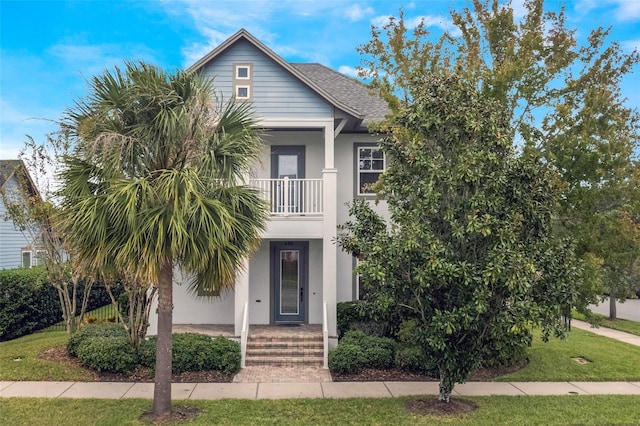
[588, 297, 640, 321]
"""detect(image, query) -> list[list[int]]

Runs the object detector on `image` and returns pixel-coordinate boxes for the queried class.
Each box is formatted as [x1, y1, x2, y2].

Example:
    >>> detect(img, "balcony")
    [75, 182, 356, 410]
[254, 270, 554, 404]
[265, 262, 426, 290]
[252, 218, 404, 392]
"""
[251, 178, 323, 217]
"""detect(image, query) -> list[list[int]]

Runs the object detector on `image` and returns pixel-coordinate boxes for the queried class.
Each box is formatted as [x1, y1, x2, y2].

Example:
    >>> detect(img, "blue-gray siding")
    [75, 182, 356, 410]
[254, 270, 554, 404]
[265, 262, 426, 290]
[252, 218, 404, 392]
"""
[0, 176, 35, 269]
[200, 40, 333, 118]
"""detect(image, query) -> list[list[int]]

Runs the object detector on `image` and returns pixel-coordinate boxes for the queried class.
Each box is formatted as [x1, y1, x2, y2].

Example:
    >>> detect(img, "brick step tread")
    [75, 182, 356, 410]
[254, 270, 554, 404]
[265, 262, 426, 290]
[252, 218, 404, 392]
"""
[246, 349, 324, 356]
[248, 337, 323, 343]
[245, 357, 323, 367]
[246, 342, 323, 349]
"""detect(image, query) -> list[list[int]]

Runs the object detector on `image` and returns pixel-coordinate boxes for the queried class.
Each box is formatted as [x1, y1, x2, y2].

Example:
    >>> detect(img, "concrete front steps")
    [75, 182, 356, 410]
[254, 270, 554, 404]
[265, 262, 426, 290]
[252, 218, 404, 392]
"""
[245, 325, 324, 367]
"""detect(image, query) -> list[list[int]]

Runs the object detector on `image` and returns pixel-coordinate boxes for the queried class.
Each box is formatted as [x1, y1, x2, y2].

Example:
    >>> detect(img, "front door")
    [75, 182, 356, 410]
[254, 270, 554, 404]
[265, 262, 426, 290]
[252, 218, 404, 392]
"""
[271, 146, 305, 213]
[272, 241, 307, 323]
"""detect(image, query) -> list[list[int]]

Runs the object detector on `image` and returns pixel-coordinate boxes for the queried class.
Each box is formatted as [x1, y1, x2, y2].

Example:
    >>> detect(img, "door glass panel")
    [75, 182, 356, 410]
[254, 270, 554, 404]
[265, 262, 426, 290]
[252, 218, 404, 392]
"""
[280, 250, 299, 315]
[278, 155, 298, 179]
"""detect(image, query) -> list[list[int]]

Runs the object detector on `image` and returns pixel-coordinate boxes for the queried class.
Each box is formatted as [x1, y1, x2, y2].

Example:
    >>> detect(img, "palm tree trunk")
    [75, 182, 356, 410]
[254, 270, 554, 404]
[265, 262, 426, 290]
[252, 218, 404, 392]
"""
[152, 258, 173, 418]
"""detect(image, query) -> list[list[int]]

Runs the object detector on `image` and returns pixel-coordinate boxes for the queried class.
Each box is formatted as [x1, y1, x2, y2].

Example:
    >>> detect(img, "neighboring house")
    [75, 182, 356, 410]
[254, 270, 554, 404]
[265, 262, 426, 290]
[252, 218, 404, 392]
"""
[0, 159, 44, 269]
[147, 29, 390, 357]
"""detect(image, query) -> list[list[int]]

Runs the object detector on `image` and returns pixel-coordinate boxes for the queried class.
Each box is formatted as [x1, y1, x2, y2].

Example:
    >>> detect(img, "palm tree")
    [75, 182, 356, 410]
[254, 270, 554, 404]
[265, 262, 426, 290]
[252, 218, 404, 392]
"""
[58, 61, 267, 419]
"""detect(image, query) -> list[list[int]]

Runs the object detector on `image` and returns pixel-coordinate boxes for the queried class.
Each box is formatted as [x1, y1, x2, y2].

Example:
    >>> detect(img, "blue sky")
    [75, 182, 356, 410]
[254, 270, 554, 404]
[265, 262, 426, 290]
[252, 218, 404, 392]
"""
[1, 0, 639, 161]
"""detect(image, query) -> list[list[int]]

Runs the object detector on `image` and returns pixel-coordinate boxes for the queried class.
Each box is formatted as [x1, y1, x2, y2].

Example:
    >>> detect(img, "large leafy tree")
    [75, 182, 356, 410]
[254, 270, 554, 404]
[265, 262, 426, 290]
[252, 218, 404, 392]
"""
[338, 74, 576, 402]
[58, 62, 267, 419]
[358, 0, 640, 318]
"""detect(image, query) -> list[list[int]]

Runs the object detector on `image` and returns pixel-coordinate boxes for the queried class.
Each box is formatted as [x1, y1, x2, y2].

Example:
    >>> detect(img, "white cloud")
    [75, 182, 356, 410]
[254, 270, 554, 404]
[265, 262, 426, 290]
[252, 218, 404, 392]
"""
[407, 15, 462, 37]
[576, 0, 640, 21]
[371, 14, 393, 27]
[338, 65, 359, 78]
[621, 39, 640, 52]
[611, 0, 640, 21]
[346, 4, 374, 22]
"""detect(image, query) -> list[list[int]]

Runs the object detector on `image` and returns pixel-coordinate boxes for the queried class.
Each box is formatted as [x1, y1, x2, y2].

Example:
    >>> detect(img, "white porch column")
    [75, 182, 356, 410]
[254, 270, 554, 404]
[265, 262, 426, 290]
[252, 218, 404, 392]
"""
[234, 258, 250, 337]
[322, 122, 338, 346]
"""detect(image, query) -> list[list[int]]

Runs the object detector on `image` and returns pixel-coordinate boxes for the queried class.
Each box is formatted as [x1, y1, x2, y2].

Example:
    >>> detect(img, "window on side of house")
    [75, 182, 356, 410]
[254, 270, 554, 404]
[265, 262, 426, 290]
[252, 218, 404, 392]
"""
[21, 249, 32, 268]
[234, 64, 252, 100]
[34, 250, 46, 266]
[198, 282, 220, 297]
[355, 144, 385, 196]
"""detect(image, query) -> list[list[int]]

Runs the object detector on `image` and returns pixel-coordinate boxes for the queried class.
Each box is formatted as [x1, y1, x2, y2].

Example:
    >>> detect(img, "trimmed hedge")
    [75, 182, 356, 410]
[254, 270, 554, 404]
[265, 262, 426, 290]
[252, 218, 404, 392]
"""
[139, 334, 241, 375]
[329, 330, 397, 374]
[76, 335, 139, 374]
[67, 322, 128, 357]
[0, 267, 123, 341]
[0, 267, 58, 341]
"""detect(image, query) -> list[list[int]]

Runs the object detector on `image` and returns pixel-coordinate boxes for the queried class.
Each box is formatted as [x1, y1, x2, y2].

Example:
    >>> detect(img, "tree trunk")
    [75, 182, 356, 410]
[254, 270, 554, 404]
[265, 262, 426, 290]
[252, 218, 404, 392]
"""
[438, 369, 453, 403]
[152, 259, 173, 419]
[609, 293, 617, 320]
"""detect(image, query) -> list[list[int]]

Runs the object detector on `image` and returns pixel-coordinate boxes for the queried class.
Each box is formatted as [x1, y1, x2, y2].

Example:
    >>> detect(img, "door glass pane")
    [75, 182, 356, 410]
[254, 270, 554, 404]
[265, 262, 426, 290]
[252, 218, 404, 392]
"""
[278, 155, 298, 178]
[280, 250, 299, 315]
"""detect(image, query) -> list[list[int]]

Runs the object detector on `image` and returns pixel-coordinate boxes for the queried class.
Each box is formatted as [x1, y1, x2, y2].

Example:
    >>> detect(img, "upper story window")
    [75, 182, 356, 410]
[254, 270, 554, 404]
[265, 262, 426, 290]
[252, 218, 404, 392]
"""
[234, 64, 252, 100]
[355, 145, 385, 196]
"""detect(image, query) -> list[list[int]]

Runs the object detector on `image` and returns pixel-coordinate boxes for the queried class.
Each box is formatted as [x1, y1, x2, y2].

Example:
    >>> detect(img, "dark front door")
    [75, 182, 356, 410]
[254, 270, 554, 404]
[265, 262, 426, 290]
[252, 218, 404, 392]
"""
[271, 146, 305, 213]
[272, 241, 307, 323]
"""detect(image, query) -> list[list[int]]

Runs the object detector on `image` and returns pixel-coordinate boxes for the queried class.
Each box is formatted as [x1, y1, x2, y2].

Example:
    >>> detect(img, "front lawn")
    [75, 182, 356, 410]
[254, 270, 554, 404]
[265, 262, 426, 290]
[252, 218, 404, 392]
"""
[0, 331, 93, 381]
[1, 395, 640, 425]
[496, 328, 640, 382]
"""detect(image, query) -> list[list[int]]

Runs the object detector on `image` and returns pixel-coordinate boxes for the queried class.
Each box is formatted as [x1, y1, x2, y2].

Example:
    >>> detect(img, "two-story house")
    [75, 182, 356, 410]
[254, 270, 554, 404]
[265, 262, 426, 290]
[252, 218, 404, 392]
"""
[0, 159, 44, 270]
[146, 29, 390, 367]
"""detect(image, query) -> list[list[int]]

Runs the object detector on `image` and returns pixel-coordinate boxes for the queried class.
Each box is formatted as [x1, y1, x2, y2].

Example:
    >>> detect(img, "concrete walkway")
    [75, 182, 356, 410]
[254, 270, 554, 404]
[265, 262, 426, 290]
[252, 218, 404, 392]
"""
[571, 319, 640, 346]
[2, 380, 640, 399]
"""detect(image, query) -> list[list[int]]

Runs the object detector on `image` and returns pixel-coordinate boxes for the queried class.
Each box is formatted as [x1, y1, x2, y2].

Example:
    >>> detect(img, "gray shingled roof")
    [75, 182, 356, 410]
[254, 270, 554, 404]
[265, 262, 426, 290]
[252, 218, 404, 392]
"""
[291, 63, 390, 128]
[0, 159, 22, 189]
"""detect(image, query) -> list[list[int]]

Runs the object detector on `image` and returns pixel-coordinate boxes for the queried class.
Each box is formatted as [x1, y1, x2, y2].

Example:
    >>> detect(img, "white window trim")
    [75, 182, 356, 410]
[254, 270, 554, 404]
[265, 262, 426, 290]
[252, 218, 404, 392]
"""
[235, 64, 251, 80]
[355, 145, 385, 196]
[235, 85, 251, 100]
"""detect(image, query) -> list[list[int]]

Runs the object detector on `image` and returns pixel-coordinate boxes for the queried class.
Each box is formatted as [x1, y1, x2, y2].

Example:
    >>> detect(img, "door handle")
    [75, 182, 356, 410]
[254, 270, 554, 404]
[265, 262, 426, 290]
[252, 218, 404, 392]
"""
[300, 287, 304, 303]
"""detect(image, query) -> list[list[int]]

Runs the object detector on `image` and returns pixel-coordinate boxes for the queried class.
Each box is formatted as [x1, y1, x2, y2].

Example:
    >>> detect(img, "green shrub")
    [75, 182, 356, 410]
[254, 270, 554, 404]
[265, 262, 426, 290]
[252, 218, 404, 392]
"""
[210, 337, 241, 374]
[76, 335, 138, 374]
[328, 343, 365, 374]
[67, 322, 127, 357]
[138, 334, 241, 374]
[481, 327, 531, 367]
[395, 345, 434, 373]
[341, 330, 396, 368]
[0, 267, 60, 341]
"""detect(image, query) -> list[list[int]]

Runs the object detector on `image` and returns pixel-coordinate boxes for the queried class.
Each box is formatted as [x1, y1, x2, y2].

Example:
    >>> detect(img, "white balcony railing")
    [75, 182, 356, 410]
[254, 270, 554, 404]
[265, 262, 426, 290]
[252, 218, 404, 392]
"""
[251, 178, 323, 216]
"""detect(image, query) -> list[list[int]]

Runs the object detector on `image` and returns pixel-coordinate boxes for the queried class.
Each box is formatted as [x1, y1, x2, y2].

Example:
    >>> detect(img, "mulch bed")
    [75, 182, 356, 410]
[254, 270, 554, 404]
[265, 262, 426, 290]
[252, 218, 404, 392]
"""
[332, 358, 528, 382]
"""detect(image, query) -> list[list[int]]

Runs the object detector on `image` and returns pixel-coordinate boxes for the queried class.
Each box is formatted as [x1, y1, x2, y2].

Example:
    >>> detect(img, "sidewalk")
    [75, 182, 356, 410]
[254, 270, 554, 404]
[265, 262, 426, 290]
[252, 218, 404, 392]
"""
[2, 380, 640, 399]
[571, 319, 640, 346]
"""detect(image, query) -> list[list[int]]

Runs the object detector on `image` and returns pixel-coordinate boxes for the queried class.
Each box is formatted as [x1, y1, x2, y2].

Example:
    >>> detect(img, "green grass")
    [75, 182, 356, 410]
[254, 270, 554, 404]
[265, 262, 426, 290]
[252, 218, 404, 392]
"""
[496, 328, 640, 382]
[0, 331, 93, 381]
[1, 396, 640, 425]
[572, 311, 640, 336]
